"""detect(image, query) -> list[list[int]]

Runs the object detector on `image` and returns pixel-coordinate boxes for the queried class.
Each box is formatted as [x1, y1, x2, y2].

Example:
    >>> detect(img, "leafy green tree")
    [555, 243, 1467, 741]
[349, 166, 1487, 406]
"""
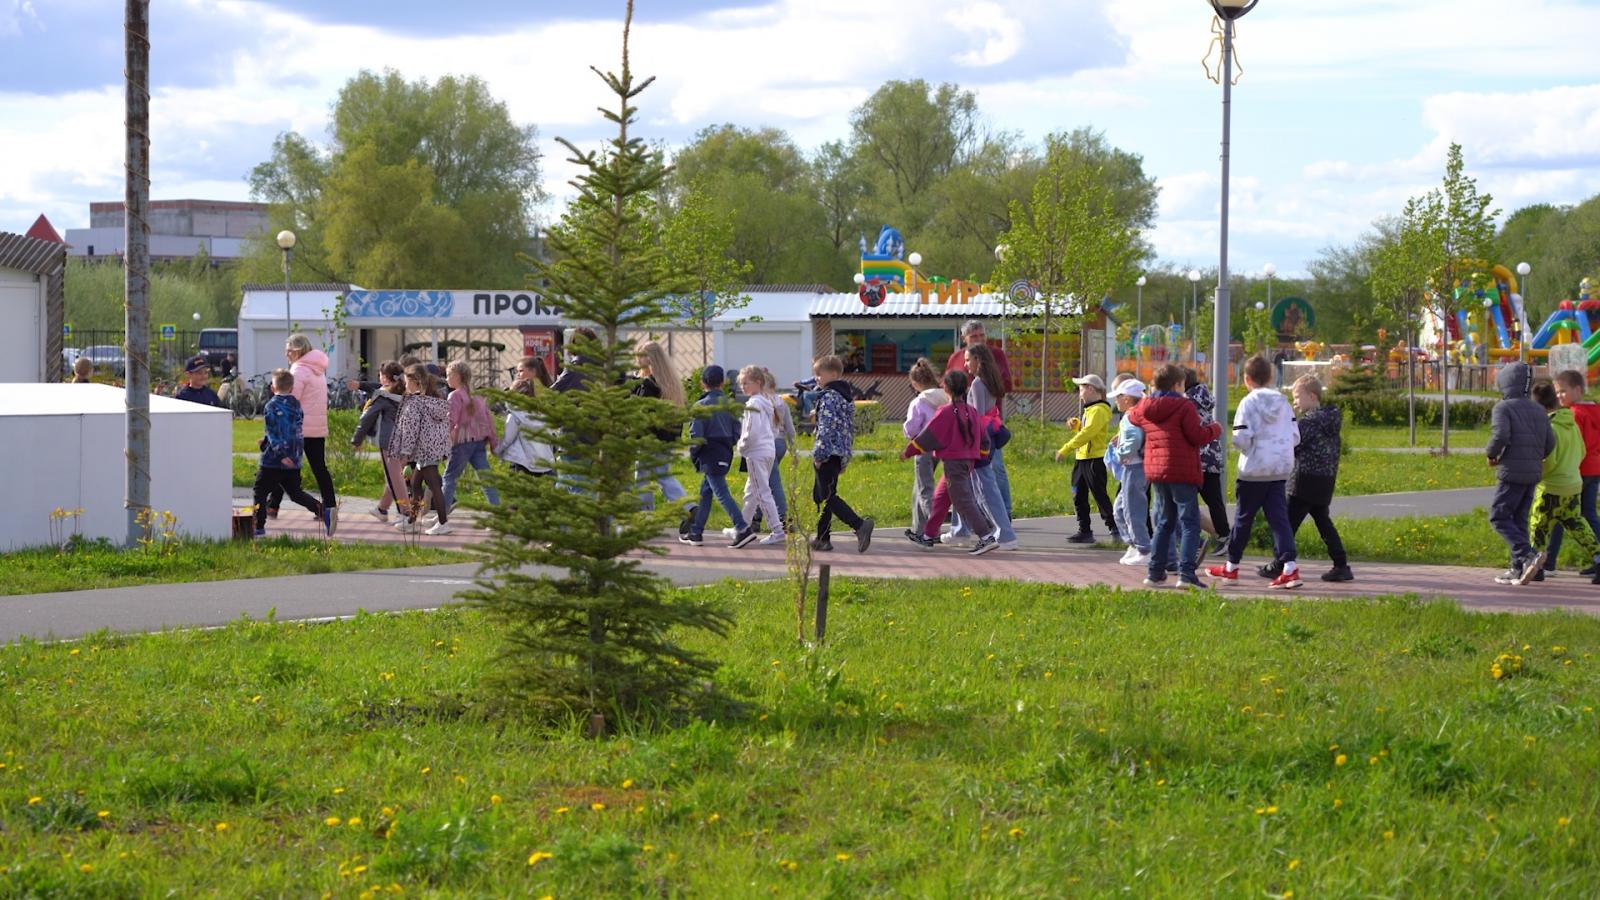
[244, 70, 543, 287]
[993, 133, 1143, 439]
[1370, 203, 1437, 446]
[661, 182, 751, 365]
[320, 144, 477, 288]
[465, 3, 731, 728]
[848, 80, 979, 221]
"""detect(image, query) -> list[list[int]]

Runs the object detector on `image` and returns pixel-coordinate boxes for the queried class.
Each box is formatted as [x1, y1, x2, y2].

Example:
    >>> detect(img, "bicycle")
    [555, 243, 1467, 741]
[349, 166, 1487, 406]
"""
[219, 373, 257, 419]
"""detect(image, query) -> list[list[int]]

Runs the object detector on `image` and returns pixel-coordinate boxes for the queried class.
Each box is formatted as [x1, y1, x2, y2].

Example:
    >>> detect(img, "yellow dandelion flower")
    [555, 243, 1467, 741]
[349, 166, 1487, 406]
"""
[27, 797, 41, 805]
[1008, 827, 1024, 839]
[1369, 756, 1379, 765]
[705, 812, 719, 823]
[69, 648, 80, 656]
[325, 817, 342, 827]
[835, 852, 851, 862]
[591, 802, 606, 812]
[1383, 830, 1395, 841]
[419, 767, 430, 775]
[1288, 859, 1300, 870]
[490, 795, 502, 805]
[1558, 817, 1571, 828]
[1333, 798, 1342, 808]
[333, 787, 345, 795]
[348, 817, 362, 827]
[1335, 754, 1347, 766]
[79, 863, 92, 874]
[214, 822, 228, 832]
[642, 844, 655, 852]
[97, 810, 110, 819]
[381, 806, 394, 817]
[555, 806, 571, 815]
[1267, 805, 1279, 814]
[527, 851, 553, 866]
[621, 778, 634, 790]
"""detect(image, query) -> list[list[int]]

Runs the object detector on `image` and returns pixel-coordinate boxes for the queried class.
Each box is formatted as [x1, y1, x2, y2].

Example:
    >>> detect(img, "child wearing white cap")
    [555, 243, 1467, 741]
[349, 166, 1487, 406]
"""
[1108, 379, 1151, 565]
[1057, 373, 1120, 544]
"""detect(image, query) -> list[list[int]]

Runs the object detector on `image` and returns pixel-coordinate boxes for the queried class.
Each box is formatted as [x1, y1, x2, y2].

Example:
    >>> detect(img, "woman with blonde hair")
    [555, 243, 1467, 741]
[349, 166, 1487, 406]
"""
[632, 340, 690, 514]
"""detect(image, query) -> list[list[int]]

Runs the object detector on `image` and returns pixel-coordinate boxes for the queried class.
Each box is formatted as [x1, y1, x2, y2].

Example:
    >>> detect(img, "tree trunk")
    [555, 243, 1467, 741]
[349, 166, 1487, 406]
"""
[1406, 322, 1416, 447]
[1440, 325, 1451, 455]
[124, 0, 152, 548]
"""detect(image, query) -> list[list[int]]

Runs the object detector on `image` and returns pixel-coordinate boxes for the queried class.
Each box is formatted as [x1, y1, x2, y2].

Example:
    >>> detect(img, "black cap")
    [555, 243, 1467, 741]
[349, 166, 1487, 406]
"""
[184, 354, 210, 373]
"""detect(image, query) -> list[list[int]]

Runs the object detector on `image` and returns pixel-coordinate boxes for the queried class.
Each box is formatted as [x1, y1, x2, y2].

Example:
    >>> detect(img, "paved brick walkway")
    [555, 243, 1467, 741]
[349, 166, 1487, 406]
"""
[261, 506, 1599, 617]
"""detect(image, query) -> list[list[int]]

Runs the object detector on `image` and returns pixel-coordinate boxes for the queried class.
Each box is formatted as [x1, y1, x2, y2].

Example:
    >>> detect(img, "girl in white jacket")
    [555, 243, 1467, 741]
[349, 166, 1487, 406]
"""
[736, 365, 784, 545]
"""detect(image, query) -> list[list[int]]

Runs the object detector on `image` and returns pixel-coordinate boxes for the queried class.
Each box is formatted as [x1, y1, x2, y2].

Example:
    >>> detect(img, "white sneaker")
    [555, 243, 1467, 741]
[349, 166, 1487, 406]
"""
[421, 513, 439, 527]
[721, 526, 738, 538]
[940, 533, 972, 547]
[395, 520, 420, 534]
[998, 540, 1020, 551]
[758, 533, 786, 545]
[1126, 551, 1151, 567]
[1119, 546, 1138, 565]
[368, 508, 389, 522]
[424, 521, 454, 536]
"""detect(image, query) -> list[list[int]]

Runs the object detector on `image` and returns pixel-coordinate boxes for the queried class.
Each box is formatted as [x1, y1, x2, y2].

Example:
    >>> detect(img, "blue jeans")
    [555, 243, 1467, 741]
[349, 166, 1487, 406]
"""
[991, 443, 1013, 516]
[1114, 463, 1151, 553]
[1545, 474, 1600, 568]
[636, 455, 688, 512]
[690, 467, 747, 537]
[1149, 481, 1200, 581]
[974, 462, 1016, 543]
[443, 439, 499, 509]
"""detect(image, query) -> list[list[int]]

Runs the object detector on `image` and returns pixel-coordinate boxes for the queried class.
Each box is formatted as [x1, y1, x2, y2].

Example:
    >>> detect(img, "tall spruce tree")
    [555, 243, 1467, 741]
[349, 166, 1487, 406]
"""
[464, 2, 732, 728]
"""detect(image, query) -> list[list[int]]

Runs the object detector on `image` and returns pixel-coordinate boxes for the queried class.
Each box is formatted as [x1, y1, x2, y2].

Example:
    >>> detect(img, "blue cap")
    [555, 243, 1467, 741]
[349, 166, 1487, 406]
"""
[702, 364, 725, 387]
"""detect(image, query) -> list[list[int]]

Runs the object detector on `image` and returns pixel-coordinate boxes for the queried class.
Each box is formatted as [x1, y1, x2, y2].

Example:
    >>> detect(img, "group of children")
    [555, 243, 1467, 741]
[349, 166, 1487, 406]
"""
[253, 353, 504, 539]
[679, 355, 872, 553]
[1486, 364, 1600, 585]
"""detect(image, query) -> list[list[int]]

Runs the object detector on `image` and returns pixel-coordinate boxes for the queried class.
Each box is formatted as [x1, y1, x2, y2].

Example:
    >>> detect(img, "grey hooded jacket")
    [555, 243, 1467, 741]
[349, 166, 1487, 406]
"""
[1486, 362, 1555, 485]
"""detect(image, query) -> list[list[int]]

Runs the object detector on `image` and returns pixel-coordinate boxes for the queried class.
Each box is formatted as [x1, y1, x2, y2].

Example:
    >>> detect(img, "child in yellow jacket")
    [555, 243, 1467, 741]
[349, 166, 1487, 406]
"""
[1056, 374, 1120, 543]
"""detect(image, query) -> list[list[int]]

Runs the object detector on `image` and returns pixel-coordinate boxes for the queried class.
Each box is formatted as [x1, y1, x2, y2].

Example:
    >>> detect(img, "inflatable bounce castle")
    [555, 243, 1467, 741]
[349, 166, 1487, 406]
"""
[1529, 278, 1600, 375]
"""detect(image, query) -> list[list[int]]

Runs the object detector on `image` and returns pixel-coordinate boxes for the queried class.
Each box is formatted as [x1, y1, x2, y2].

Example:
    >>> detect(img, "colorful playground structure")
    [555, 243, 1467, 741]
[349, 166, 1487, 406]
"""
[1529, 277, 1600, 372]
[857, 225, 986, 305]
[1435, 263, 1524, 363]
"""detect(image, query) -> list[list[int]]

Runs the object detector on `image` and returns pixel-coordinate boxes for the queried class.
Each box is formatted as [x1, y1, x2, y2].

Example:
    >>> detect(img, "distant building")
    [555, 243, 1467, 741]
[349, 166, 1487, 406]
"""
[64, 199, 268, 262]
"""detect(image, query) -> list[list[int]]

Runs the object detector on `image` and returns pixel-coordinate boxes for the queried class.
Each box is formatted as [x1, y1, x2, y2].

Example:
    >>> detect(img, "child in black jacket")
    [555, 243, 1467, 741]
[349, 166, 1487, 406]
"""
[1261, 375, 1351, 582]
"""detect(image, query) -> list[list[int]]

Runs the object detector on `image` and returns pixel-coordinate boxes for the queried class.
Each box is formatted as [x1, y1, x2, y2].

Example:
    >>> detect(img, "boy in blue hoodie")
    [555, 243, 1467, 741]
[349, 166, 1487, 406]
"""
[682, 365, 754, 548]
[253, 368, 326, 537]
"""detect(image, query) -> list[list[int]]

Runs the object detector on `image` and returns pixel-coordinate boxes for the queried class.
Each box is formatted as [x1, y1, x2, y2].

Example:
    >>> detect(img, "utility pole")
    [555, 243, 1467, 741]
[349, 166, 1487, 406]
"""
[124, 0, 151, 547]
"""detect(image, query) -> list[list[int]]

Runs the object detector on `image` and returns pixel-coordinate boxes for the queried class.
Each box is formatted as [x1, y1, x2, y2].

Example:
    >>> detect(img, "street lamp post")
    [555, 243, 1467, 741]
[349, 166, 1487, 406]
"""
[1135, 275, 1146, 338]
[1209, 0, 1260, 477]
[1516, 261, 1532, 362]
[276, 230, 296, 342]
[1187, 268, 1202, 363]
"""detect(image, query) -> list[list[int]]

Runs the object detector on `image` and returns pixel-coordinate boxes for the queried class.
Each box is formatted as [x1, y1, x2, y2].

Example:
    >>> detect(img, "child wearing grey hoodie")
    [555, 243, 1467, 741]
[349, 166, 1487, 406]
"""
[1487, 361, 1557, 584]
[1208, 355, 1302, 588]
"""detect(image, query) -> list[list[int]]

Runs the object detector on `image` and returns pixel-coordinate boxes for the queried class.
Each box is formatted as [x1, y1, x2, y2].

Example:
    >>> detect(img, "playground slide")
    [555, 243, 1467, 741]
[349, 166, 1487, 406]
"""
[1582, 327, 1600, 368]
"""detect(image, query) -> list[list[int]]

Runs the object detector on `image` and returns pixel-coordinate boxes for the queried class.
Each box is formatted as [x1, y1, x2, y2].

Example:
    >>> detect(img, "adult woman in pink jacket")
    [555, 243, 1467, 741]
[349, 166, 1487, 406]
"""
[266, 333, 339, 533]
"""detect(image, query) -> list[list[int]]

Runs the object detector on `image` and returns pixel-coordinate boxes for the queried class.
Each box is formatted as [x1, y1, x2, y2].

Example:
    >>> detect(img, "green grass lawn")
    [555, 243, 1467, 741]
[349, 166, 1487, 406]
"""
[1, 538, 467, 596]
[2, 578, 1595, 894]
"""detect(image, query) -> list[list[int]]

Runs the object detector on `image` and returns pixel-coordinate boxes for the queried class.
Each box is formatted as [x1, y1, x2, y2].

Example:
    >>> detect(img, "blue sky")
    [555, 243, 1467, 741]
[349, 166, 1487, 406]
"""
[3, 0, 1599, 280]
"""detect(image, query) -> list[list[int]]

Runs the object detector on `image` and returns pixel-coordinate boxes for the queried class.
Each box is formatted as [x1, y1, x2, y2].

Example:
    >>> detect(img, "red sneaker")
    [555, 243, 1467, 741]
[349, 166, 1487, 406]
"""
[1205, 565, 1238, 581]
[1268, 570, 1303, 590]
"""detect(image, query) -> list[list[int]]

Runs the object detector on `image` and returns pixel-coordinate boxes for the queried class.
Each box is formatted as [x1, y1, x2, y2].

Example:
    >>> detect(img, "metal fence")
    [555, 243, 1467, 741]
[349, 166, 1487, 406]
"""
[62, 329, 212, 379]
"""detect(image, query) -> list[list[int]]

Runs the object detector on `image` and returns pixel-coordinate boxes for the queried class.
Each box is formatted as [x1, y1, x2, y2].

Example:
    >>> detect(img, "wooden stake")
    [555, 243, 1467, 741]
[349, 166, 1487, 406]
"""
[815, 564, 830, 643]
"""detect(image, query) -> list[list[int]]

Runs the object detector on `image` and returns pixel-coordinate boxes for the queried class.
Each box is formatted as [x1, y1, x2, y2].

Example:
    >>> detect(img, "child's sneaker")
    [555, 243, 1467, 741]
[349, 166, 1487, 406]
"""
[1177, 574, 1209, 591]
[730, 528, 758, 549]
[1321, 565, 1354, 582]
[424, 521, 454, 536]
[811, 536, 833, 552]
[940, 532, 972, 548]
[678, 506, 697, 537]
[997, 539, 1020, 551]
[328, 505, 339, 536]
[679, 533, 704, 546]
[1142, 574, 1167, 587]
[1518, 551, 1547, 585]
[321, 506, 336, 536]
[1268, 569, 1303, 590]
[1494, 569, 1520, 585]
[1118, 546, 1138, 565]
[1066, 531, 1095, 544]
[1205, 565, 1238, 581]
[758, 533, 786, 546]
[1257, 560, 1283, 579]
[855, 517, 874, 553]
[395, 520, 421, 534]
[908, 532, 938, 550]
[252, 527, 266, 538]
[970, 536, 998, 556]
[368, 508, 389, 522]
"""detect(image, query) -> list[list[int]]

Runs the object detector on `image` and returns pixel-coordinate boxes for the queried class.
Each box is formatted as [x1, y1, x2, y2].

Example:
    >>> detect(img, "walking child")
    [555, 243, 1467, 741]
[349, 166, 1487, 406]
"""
[761, 368, 796, 530]
[902, 358, 947, 542]
[1057, 374, 1119, 544]
[682, 365, 753, 548]
[811, 355, 874, 553]
[904, 368, 998, 556]
[1543, 369, 1600, 575]
[1525, 380, 1600, 584]
[1108, 379, 1151, 566]
[1185, 367, 1230, 560]
[1261, 375, 1353, 582]
[252, 368, 325, 537]
[393, 364, 454, 536]
[1486, 362, 1557, 584]
[352, 360, 406, 521]
[736, 365, 785, 546]
[1206, 355, 1303, 589]
[1128, 364, 1222, 589]
[442, 361, 501, 512]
